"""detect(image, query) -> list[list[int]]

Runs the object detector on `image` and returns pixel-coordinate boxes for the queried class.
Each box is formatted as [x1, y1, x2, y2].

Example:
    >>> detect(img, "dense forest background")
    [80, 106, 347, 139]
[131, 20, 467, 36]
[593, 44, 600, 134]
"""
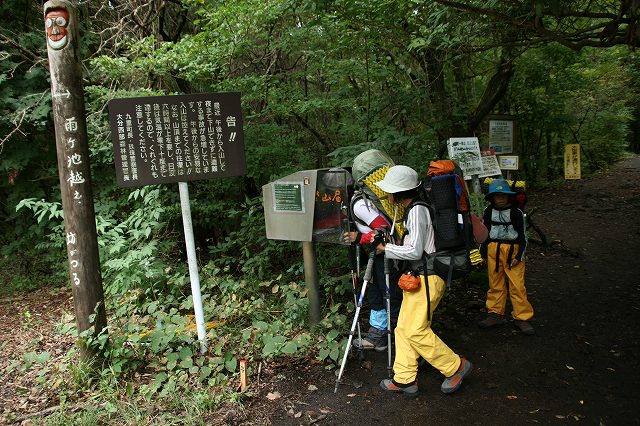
[0, 0, 639, 422]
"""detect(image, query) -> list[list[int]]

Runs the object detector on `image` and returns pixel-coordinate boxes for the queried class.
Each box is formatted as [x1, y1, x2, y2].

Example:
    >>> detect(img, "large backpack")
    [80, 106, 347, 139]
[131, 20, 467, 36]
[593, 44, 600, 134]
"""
[421, 160, 474, 287]
[351, 149, 407, 237]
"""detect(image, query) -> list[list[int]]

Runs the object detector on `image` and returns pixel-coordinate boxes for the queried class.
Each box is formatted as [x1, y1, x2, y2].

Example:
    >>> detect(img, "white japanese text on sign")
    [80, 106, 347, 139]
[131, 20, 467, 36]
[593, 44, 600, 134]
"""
[108, 93, 245, 187]
[447, 137, 483, 179]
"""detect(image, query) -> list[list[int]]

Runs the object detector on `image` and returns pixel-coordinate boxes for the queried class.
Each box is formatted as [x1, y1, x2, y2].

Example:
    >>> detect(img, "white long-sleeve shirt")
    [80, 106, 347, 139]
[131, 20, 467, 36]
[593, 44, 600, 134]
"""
[352, 197, 390, 234]
[384, 203, 436, 269]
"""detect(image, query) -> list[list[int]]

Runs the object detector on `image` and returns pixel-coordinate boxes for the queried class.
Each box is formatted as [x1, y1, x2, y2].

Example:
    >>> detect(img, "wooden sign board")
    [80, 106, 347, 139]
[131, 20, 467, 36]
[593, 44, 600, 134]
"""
[108, 92, 245, 187]
[489, 119, 514, 154]
[498, 155, 519, 170]
[564, 144, 581, 179]
[479, 155, 503, 178]
[447, 137, 483, 179]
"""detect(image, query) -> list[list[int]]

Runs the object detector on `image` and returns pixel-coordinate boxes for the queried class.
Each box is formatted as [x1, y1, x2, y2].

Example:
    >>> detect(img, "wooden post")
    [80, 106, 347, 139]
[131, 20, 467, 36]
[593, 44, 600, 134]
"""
[44, 0, 106, 360]
[302, 241, 321, 326]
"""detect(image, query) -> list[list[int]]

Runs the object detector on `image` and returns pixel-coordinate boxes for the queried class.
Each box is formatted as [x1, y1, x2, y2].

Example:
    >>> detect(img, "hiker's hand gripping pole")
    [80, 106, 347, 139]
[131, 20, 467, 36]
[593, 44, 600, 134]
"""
[372, 228, 386, 247]
[334, 248, 376, 393]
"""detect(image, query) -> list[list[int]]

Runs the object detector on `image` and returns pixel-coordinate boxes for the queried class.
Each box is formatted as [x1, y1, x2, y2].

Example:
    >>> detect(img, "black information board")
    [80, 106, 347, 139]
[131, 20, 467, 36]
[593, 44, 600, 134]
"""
[108, 92, 245, 187]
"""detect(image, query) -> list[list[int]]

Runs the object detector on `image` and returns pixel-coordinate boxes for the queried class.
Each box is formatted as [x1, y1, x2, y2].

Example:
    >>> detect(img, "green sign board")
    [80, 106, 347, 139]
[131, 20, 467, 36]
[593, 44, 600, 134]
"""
[273, 182, 305, 213]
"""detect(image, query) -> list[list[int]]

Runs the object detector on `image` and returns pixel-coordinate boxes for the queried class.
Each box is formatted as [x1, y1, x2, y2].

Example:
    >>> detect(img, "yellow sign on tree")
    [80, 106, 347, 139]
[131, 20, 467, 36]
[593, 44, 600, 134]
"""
[564, 144, 581, 179]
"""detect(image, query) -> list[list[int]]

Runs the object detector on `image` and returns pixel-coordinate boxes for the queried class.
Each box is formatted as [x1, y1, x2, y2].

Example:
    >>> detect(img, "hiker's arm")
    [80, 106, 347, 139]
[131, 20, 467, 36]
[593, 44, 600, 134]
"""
[351, 201, 390, 245]
[383, 205, 428, 261]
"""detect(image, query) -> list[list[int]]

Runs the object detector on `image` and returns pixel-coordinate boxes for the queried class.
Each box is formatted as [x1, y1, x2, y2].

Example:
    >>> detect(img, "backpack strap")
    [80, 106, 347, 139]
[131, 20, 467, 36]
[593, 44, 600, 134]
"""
[422, 254, 432, 321]
[404, 200, 433, 222]
[493, 242, 516, 272]
[349, 191, 368, 228]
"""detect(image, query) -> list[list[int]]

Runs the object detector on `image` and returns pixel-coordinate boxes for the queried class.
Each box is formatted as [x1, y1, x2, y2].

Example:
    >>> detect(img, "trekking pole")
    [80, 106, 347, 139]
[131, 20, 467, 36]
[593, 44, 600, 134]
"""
[383, 206, 400, 378]
[391, 205, 398, 244]
[334, 248, 376, 393]
[383, 248, 393, 378]
[348, 244, 364, 356]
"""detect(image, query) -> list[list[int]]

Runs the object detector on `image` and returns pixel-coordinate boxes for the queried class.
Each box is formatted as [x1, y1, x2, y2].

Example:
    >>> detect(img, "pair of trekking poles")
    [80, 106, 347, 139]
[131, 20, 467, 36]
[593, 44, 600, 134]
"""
[334, 230, 394, 393]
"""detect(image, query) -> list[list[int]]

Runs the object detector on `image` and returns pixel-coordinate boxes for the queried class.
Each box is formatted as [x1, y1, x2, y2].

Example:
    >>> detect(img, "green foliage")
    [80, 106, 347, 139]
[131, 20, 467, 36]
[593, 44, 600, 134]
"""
[1, 1, 640, 421]
[98, 186, 181, 295]
[510, 45, 632, 183]
[317, 318, 346, 364]
[207, 196, 300, 279]
[468, 191, 488, 217]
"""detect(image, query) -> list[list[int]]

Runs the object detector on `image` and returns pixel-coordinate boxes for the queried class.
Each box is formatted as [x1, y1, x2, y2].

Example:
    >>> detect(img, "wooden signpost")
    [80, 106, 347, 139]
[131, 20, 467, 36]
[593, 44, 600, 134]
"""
[564, 144, 581, 179]
[44, 0, 106, 360]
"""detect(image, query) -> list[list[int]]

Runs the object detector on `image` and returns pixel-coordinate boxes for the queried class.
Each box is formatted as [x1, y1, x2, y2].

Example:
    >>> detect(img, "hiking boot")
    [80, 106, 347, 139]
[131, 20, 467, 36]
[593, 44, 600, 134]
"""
[441, 357, 473, 394]
[514, 320, 535, 335]
[478, 313, 506, 329]
[380, 379, 419, 397]
[353, 326, 388, 352]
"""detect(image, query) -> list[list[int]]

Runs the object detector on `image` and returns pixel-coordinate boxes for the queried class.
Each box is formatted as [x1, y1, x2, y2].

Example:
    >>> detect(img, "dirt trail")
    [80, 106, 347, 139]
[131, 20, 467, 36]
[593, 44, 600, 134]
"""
[1, 156, 639, 425]
[246, 155, 640, 425]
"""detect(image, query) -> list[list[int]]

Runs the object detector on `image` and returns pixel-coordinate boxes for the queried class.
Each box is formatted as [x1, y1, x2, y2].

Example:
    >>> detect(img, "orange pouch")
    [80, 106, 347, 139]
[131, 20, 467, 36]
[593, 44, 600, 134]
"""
[398, 273, 420, 292]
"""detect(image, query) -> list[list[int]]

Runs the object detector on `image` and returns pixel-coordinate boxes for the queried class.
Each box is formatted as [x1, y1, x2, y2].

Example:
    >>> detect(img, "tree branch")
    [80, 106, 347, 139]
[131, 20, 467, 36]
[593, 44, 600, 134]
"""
[468, 56, 514, 133]
[291, 112, 329, 148]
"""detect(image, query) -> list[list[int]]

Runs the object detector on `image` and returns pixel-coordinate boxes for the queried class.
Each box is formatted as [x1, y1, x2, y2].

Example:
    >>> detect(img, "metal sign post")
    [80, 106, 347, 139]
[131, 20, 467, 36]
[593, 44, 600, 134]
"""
[44, 0, 107, 360]
[178, 182, 207, 353]
[263, 169, 351, 326]
[108, 92, 246, 353]
[302, 241, 321, 325]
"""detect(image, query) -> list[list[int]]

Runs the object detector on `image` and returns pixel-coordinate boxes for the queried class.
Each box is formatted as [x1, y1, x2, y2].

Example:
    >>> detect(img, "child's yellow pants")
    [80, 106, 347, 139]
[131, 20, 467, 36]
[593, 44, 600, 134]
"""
[486, 242, 534, 320]
[393, 274, 460, 384]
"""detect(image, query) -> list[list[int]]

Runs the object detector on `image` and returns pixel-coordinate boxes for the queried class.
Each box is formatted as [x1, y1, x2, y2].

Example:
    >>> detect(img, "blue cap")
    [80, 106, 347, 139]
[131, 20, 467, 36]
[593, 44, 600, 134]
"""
[485, 178, 516, 200]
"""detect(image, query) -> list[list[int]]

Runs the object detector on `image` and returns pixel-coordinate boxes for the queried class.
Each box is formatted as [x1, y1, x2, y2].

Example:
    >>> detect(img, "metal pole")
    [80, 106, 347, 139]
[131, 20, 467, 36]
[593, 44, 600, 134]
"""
[178, 182, 207, 353]
[348, 245, 363, 350]
[471, 174, 481, 194]
[383, 256, 393, 378]
[335, 249, 376, 392]
[302, 241, 321, 326]
[44, 0, 106, 360]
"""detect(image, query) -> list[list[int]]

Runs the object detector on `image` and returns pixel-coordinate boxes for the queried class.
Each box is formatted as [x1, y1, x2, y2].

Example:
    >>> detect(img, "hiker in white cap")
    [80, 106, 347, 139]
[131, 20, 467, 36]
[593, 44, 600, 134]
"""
[374, 165, 473, 396]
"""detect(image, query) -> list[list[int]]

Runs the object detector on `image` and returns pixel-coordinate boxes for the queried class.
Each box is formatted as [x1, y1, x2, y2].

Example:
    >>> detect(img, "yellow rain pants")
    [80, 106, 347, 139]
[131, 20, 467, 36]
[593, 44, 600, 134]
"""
[393, 274, 460, 384]
[486, 242, 534, 321]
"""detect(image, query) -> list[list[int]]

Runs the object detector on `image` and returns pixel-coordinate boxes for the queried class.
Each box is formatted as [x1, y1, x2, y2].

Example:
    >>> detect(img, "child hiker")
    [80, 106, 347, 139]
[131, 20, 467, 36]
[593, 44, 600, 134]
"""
[478, 178, 535, 335]
[343, 149, 402, 351]
[374, 165, 473, 396]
